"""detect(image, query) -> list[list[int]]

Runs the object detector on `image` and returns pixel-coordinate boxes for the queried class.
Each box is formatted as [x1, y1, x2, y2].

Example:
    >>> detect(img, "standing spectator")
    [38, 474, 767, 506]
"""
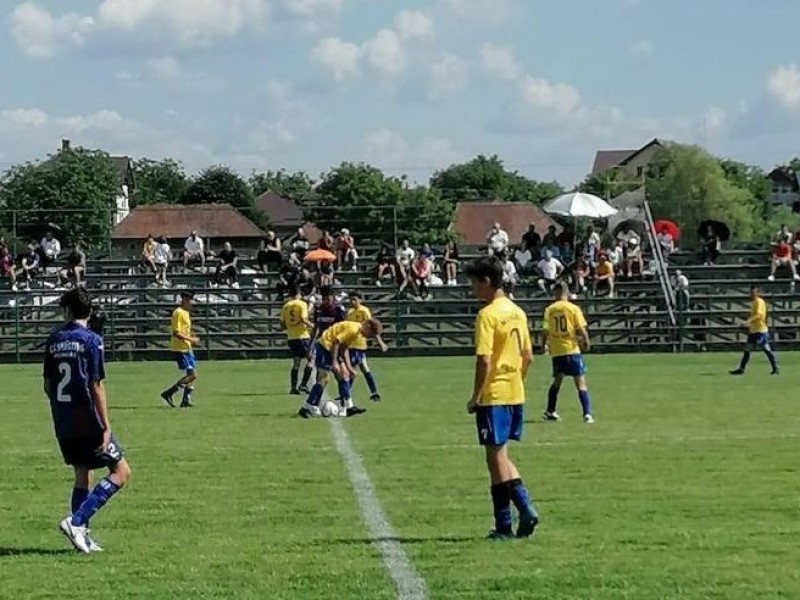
[257, 232, 283, 273]
[501, 252, 518, 299]
[40, 231, 61, 269]
[215, 242, 239, 286]
[768, 240, 800, 282]
[700, 225, 721, 265]
[657, 225, 675, 263]
[607, 241, 624, 274]
[443, 240, 460, 286]
[18, 245, 40, 288]
[183, 231, 205, 271]
[486, 222, 509, 256]
[583, 226, 601, 266]
[542, 225, 558, 248]
[536, 249, 564, 294]
[674, 269, 690, 312]
[1, 246, 17, 290]
[521, 224, 541, 256]
[396, 239, 416, 293]
[141, 234, 157, 272]
[593, 254, 616, 298]
[59, 243, 86, 287]
[625, 238, 644, 278]
[375, 243, 396, 286]
[289, 228, 310, 266]
[154, 236, 171, 286]
[411, 253, 432, 300]
[336, 229, 358, 271]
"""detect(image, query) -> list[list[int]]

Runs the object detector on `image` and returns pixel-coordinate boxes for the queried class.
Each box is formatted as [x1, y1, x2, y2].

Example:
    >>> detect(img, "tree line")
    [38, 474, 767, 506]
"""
[0, 143, 798, 250]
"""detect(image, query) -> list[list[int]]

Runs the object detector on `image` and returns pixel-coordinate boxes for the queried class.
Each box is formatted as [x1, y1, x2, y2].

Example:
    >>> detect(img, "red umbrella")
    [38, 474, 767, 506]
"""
[654, 220, 680, 241]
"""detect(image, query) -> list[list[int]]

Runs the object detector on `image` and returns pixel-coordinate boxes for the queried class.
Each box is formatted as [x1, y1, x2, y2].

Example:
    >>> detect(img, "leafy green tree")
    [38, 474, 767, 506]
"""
[182, 166, 268, 229]
[719, 159, 771, 220]
[647, 145, 759, 242]
[132, 158, 189, 206]
[398, 186, 454, 246]
[789, 158, 800, 172]
[579, 168, 642, 200]
[0, 148, 119, 249]
[430, 155, 562, 205]
[249, 170, 315, 205]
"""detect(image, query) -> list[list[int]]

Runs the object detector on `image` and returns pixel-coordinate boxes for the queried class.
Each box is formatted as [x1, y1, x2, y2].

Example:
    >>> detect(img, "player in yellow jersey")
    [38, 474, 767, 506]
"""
[298, 319, 384, 419]
[730, 286, 779, 375]
[280, 285, 314, 395]
[465, 256, 539, 540]
[161, 291, 200, 408]
[542, 283, 594, 423]
[346, 291, 387, 402]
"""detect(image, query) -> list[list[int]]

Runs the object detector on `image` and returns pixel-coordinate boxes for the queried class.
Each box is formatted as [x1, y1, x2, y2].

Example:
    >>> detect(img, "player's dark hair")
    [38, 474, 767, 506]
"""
[751, 285, 761, 295]
[349, 291, 362, 299]
[464, 256, 503, 289]
[60, 287, 93, 320]
[180, 290, 195, 300]
[289, 284, 301, 297]
[320, 285, 333, 297]
[553, 282, 570, 298]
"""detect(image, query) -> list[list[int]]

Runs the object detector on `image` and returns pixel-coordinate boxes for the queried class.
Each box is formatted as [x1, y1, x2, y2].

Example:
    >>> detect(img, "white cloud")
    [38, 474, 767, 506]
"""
[364, 29, 407, 79]
[703, 106, 728, 132]
[56, 110, 127, 134]
[630, 39, 653, 57]
[416, 136, 463, 170]
[520, 75, 582, 117]
[428, 54, 470, 99]
[312, 37, 362, 80]
[280, 0, 343, 16]
[363, 128, 410, 166]
[436, 0, 520, 27]
[11, 2, 94, 58]
[479, 42, 522, 81]
[768, 64, 800, 109]
[1, 108, 49, 129]
[146, 56, 182, 81]
[394, 10, 434, 40]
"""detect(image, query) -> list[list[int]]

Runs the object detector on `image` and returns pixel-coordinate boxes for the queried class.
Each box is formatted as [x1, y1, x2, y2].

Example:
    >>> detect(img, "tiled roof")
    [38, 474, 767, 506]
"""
[255, 190, 304, 228]
[452, 201, 561, 245]
[591, 150, 636, 175]
[112, 204, 267, 240]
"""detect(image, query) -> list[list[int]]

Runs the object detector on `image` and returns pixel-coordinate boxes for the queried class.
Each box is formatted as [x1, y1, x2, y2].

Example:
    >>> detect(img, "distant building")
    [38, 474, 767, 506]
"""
[255, 190, 321, 242]
[111, 204, 267, 256]
[591, 138, 668, 179]
[452, 201, 561, 246]
[766, 167, 800, 211]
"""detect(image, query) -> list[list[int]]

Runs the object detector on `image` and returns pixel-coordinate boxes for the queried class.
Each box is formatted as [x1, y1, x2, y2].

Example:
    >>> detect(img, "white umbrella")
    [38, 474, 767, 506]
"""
[543, 192, 618, 219]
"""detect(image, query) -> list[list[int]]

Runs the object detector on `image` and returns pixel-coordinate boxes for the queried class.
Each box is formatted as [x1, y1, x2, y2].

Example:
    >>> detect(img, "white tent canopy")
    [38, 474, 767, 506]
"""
[543, 192, 618, 219]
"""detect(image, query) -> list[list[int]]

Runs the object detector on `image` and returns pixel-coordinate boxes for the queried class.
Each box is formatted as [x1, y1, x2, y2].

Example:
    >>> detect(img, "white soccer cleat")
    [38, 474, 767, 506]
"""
[584, 414, 595, 424]
[768, 275, 776, 282]
[85, 530, 104, 552]
[59, 517, 91, 554]
[543, 411, 561, 422]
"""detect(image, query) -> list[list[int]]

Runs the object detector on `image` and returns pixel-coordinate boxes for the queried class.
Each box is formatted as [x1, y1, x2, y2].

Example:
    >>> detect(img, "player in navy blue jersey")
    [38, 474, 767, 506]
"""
[44, 288, 132, 554]
[311, 286, 347, 401]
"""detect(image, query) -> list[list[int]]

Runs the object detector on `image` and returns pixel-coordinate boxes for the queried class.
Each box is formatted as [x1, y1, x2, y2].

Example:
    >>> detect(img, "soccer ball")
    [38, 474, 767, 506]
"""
[321, 400, 341, 418]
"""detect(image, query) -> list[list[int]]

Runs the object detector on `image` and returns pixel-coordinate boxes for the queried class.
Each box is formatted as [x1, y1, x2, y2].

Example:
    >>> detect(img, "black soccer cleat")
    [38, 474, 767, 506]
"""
[160, 392, 175, 408]
[180, 399, 194, 408]
[298, 406, 313, 419]
[771, 368, 780, 375]
[486, 529, 515, 541]
[516, 514, 539, 539]
[298, 385, 310, 394]
[729, 369, 745, 376]
[369, 393, 381, 402]
[289, 389, 302, 396]
[346, 406, 367, 417]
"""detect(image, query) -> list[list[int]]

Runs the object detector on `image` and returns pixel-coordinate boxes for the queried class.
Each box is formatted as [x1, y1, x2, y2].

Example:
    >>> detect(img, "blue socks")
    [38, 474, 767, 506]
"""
[490, 484, 513, 534]
[71, 478, 121, 527]
[364, 372, 378, 395]
[765, 349, 778, 371]
[547, 385, 559, 413]
[71, 487, 89, 517]
[578, 390, 592, 417]
[508, 479, 538, 520]
[337, 378, 352, 400]
[738, 351, 751, 371]
[307, 383, 324, 407]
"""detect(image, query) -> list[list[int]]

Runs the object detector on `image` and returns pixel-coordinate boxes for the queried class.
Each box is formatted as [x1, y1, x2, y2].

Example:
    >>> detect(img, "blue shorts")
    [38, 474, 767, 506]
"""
[475, 405, 524, 446]
[314, 343, 334, 371]
[175, 351, 197, 373]
[747, 333, 769, 347]
[349, 350, 367, 367]
[288, 338, 311, 359]
[552, 354, 586, 378]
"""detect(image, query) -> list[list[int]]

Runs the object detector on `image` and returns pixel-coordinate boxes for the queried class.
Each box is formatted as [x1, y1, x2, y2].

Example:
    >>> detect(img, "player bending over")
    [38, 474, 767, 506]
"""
[281, 285, 314, 394]
[465, 256, 539, 540]
[45, 288, 132, 554]
[298, 319, 383, 419]
[542, 283, 595, 424]
[730, 286, 779, 376]
[161, 291, 200, 408]
[311, 286, 349, 401]
[346, 291, 387, 402]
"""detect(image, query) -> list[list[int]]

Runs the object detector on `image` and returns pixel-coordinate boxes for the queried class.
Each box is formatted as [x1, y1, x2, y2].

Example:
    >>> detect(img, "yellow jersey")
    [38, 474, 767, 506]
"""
[347, 305, 372, 350]
[543, 300, 587, 357]
[281, 299, 311, 340]
[170, 307, 192, 352]
[474, 296, 532, 406]
[319, 321, 362, 352]
[749, 297, 768, 334]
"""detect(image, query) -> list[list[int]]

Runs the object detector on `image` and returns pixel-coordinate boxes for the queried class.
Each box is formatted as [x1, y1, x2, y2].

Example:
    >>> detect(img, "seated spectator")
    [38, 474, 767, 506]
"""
[657, 225, 675, 263]
[257, 232, 283, 273]
[375, 243, 396, 286]
[183, 231, 205, 270]
[318, 230, 335, 253]
[560, 241, 575, 266]
[542, 225, 558, 248]
[316, 260, 335, 288]
[521, 224, 541, 257]
[443, 240, 460, 286]
[336, 229, 358, 271]
[540, 242, 561, 260]
[396, 239, 416, 294]
[215, 242, 239, 286]
[411, 253, 432, 300]
[536, 249, 564, 295]
[1, 246, 17, 290]
[141, 234, 157, 272]
[17, 245, 40, 288]
[59, 243, 86, 287]
[154, 236, 171, 286]
[501, 252, 518, 299]
[625, 238, 644, 277]
[571, 257, 589, 295]
[607, 241, 624, 273]
[420, 243, 435, 262]
[513, 245, 533, 275]
[486, 222, 509, 256]
[289, 228, 310, 266]
[700, 225, 720, 265]
[774, 224, 793, 245]
[593, 254, 616, 298]
[40, 231, 61, 269]
[616, 224, 639, 247]
[0, 236, 7, 252]
[768, 240, 800, 282]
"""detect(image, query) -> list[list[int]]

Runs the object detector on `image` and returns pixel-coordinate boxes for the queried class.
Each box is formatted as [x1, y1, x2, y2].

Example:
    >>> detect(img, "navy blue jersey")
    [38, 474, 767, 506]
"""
[43, 322, 106, 441]
[314, 302, 345, 333]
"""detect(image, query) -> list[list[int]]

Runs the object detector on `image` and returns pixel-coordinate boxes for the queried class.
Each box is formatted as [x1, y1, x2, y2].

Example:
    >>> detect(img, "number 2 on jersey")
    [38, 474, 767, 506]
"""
[56, 362, 72, 403]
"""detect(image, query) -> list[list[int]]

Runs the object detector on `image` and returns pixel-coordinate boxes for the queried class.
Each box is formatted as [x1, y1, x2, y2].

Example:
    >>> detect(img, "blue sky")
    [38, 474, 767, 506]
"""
[1, 0, 799, 186]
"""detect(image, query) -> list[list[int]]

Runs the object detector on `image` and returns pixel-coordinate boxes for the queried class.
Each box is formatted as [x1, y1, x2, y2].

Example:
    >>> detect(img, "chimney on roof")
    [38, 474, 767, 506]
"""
[61, 139, 71, 152]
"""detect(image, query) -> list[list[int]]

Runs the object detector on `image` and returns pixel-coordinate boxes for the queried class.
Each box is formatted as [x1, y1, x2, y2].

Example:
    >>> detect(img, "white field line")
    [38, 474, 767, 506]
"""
[329, 418, 428, 600]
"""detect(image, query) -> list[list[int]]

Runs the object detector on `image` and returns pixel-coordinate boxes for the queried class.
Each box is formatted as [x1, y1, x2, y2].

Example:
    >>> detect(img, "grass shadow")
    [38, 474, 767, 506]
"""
[316, 535, 476, 547]
[0, 547, 75, 557]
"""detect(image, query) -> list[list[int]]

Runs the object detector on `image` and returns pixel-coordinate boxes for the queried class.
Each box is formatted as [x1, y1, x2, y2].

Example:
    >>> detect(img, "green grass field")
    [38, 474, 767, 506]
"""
[1, 354, 799, 599]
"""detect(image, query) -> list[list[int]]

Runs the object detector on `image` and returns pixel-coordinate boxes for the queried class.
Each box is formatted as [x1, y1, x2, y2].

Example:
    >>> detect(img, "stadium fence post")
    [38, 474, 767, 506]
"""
[204, 297, 211, 361]
[14, 297, 20, 364]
